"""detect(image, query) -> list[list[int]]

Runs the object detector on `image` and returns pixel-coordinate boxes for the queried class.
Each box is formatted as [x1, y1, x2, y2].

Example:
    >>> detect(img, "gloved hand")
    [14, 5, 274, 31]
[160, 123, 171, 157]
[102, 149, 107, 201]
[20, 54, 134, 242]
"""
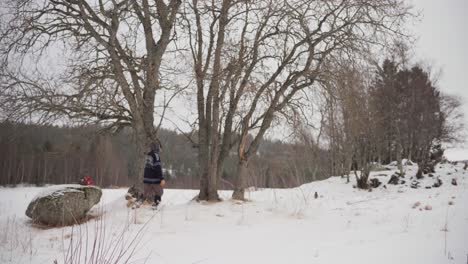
[160, 179, 166, 187]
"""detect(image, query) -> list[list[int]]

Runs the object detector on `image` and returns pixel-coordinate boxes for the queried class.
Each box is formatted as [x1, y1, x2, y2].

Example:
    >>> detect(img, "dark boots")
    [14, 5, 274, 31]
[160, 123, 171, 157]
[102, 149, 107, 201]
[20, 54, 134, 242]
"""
[152, 195, 161, 209]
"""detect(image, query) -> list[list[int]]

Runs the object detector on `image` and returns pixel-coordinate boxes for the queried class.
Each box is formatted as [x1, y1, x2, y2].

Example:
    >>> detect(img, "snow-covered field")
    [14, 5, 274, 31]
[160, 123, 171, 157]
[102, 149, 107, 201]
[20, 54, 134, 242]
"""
[0, 163, 467, 264]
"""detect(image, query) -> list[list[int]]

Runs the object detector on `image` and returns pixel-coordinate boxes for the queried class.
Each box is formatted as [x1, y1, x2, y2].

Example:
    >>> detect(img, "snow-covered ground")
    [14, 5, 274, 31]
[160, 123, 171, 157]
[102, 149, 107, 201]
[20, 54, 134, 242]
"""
[0, 163, 467, 264]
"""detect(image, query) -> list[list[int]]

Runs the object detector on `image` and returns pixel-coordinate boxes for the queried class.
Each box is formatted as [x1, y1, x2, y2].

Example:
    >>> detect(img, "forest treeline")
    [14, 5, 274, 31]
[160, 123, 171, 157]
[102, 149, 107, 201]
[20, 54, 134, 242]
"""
[0, 122, 330, 188]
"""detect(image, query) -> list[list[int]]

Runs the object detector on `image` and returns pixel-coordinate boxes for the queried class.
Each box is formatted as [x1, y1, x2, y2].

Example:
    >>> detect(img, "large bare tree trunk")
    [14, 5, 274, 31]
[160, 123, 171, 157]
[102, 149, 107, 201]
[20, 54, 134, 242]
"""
[355, 161, 370, 189]
[130, 117, 158, 195]
[232, 159, 248, 200]
[197, 129, 210, 200]
[133, 128, 148, 192]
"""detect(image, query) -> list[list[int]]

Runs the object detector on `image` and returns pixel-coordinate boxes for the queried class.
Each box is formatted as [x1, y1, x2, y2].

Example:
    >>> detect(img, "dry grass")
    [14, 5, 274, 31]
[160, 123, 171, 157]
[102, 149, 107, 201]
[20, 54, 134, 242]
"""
[1, 205, 153, 264]
[0, 215, 37, 263]
[58, 207, 154, 264]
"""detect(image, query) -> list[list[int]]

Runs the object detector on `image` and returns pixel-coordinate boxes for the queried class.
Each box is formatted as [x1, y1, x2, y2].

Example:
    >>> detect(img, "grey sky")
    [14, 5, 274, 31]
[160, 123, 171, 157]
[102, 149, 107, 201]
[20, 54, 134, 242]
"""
[411, 0, 468, 160]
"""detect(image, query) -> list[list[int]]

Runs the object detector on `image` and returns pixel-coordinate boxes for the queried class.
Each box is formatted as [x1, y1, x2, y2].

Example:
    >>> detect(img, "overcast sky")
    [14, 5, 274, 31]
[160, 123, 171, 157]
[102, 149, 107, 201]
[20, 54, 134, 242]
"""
[411, 0, 468, 160]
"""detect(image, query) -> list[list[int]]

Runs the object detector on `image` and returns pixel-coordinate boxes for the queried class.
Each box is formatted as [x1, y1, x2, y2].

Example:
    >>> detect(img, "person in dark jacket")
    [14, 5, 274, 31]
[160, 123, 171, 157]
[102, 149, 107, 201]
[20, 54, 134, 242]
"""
[143, 142, 165, 208]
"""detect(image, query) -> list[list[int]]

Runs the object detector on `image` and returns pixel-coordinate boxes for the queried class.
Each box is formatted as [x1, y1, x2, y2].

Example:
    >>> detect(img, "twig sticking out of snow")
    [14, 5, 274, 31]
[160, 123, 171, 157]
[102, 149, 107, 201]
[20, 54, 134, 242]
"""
[160, 205, 165, 229]
[443, 207, 449, 257]
[402, 213, 411, 232]
[346, 197, 380, 205]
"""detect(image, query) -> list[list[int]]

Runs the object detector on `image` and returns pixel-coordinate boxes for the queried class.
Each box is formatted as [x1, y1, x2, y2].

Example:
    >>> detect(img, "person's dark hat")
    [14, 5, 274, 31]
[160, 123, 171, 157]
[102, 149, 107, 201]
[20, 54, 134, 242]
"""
[150, 142, 160, 152]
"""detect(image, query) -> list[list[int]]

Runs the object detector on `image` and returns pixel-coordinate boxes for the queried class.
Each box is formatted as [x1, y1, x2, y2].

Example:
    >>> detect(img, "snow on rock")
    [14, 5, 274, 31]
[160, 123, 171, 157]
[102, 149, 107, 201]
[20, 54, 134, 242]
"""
[30, 184, 101, 203]
[0, 163, 467, 264]
[25, 185, 102, 226]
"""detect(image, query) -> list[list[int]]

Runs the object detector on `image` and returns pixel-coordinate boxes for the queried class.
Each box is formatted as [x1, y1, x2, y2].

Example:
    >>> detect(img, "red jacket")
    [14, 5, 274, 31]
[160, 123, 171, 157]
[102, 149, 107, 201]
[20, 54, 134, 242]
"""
[80, 175, 94, 186]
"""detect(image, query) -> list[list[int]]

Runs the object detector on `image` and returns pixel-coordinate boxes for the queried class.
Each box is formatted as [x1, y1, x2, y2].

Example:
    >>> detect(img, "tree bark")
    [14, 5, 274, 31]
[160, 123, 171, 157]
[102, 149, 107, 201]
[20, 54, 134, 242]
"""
[356, 165, 370, 189]
[232, 159, 248, 200]
[197, 131, 210, 200]
[416, 161, 424, 179]
[130, 121, 155, 195]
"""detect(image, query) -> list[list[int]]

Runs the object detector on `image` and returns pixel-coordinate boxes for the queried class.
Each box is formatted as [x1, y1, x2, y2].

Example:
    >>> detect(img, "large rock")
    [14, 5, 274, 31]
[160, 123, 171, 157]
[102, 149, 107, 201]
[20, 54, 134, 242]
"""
[26, 185, 102, 226]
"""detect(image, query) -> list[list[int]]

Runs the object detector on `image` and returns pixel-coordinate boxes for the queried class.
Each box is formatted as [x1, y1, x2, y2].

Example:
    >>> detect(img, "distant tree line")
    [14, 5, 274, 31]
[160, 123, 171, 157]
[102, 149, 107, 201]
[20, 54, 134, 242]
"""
[0, 121, 331, 188]
[0, 122, 131, 187]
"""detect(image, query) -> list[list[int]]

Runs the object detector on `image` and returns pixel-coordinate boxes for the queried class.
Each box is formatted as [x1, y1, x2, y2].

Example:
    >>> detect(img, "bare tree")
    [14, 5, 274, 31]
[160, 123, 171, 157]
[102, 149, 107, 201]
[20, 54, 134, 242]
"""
[0, 0, 182, 191]
[321, 61, 376, 188]
[179, 0, 412, 200]
[180, 0, 232, 200]
[230, 0, 412, 199]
